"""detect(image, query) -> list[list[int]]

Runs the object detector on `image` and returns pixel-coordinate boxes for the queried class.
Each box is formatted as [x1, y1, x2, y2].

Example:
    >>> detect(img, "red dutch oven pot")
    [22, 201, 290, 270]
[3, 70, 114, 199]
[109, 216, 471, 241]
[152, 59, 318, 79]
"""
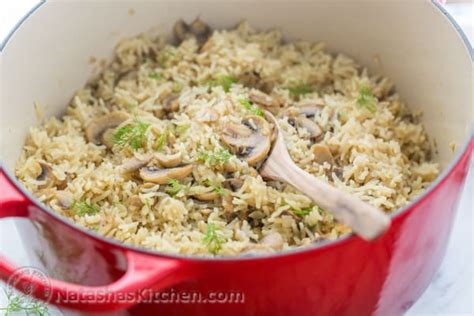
[0, 1, 472, 315]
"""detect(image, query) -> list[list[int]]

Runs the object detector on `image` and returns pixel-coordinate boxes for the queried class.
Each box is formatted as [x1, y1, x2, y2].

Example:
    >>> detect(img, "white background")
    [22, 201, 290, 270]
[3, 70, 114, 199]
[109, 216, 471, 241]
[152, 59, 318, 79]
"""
[0, 1, 472, 315]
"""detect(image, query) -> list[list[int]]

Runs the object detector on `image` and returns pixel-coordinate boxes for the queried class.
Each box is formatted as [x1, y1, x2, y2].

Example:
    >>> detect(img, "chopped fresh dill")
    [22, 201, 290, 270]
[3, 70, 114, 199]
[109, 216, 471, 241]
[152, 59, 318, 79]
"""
[148, 71, 163, 80]
[172, 82, 183, 93]
[172, 124, 190, 136]
[285, 82, 314, 98]
[158, 49, 176, 68]
[291, 206, 313, 217]
[203, 223, 226, 254]
[239, 98, 264, 117]
[166, 179, 185, 197]
[71, 200, 99, 216]
[155, 131, 168, 151]
[356, 85, 377, 113]
[213, 185, 226, 196]
[0, 290, 50, 316]
[203, 179, 226, 196]
[113, 118, 150, 150]
[208, 75, 238, 92]
[198, 148, 233, 166]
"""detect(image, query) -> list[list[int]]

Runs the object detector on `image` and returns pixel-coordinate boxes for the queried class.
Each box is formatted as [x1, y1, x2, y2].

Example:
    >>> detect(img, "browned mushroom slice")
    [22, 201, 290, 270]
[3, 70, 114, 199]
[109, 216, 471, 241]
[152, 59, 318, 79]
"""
[37, 162, 56, 189]
[223, 178, 244, 192]
[249, 90, 274, 108]
[85, 111, 130, 146]
[120, 154, 153, 174]
[193, 191, 220, 201]
[189, 18, 212, 44]
[173, 18, 212, 45]
[155, 152, 182, 168]
[139, 165, 193, 184]
[173, 19, 192, 42]
[298, 102, 325, 118]
[162, 94, 180, 114]
[128, 195, 144, 211]
[56, 190, 74, 209]
[239, 71, 273, 93]
[294, 116, 323, 142]
[311, 144, 335, 165]
[220, 116, 272, 165]
[101, 129, 116, 149]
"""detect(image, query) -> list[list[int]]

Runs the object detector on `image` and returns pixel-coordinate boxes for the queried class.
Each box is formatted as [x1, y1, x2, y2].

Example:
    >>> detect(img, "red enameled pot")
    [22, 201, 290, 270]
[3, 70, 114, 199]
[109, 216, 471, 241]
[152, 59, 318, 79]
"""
[0, 1, 472, 315]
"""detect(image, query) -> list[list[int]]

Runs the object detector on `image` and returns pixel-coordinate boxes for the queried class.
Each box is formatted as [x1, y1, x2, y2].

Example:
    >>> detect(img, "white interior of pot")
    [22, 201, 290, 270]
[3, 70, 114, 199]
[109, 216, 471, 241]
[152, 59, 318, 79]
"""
[1, 1, 472, 176]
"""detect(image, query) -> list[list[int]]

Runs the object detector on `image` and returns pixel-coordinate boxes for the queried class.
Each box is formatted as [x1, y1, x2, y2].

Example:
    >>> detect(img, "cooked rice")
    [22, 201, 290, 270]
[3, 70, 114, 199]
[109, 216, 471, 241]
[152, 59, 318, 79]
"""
[15, 21, 439, 256]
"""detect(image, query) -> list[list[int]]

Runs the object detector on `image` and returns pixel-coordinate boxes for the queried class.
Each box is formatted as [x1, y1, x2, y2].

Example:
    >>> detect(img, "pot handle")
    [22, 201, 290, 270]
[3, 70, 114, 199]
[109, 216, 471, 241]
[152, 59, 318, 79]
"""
[0, 169, 189, 312]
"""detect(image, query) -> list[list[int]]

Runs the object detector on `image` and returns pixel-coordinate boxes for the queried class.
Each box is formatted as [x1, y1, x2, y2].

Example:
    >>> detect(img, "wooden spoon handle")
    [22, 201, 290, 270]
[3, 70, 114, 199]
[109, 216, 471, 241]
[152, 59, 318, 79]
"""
[260, 151, 390, 240]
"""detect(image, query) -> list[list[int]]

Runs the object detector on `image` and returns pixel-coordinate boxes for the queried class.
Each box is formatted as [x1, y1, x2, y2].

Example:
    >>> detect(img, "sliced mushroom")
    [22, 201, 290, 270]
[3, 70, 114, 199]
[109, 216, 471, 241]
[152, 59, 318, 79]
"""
[101, 129, 116, 149]
[155, 152, 182, 168]
[193, 191, 220, 201]
[173, 19, 192, 43]
[249, 90, 274, 108]
[120, 154, 153, 174]
[297, 102, 325, 118]
[85, 111, 129, 146]
[220, 115, 272, 165]
[197, 109, 219, 123]
[162, 94, 180, 114]
[239, 71, 273, 93]
[221, 122, 252, 140]
[173, 18, 212, 45]
[139, 165, 193, 184]
[128, 195, 144, 211]
[36, 162, 56, 189]
[56, 190, 74, 209]
[189, 18, 212, 44]
[312, 144, 335, 165]
[223, 178, 244, 192]
[223, 161, 239, 173]
[294, 116, 323, 142]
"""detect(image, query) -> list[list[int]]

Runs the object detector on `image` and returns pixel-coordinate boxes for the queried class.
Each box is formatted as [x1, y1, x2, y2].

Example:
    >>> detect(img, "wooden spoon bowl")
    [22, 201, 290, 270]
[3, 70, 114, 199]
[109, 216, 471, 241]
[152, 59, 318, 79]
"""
[260, 111, 391, 240]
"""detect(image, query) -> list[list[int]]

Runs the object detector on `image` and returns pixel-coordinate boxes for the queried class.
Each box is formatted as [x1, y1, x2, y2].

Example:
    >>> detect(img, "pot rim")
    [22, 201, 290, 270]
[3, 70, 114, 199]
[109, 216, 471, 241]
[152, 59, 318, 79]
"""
[1, 0, 473, 262]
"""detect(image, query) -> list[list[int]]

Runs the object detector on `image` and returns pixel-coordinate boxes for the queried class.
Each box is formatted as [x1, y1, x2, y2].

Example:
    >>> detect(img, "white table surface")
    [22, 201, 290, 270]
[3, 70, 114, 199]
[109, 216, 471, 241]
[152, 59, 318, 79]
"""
[0, 1, 472, 315]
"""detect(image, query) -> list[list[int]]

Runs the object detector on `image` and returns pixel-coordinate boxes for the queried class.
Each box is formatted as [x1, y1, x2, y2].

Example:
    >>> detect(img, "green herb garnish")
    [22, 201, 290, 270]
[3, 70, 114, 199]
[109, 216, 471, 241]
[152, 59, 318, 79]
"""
[113, 118, 150, 150]
[155, 132, 168, 151]
[172, 82, 183, 93]
[198, 148, 233, 166]
[285, 82, 314, 98]
[166, 179, 185, 197]
[71, 200, 99, 216]
[148, 71, 163, 80]
[291, 207, 313, 217]
[158, 49, 176, 68]
[203, 179, 226, 196]
[203, 223, 226, 254]
[208, 75, 238, 92]
[239, 98, 264, 117]
[356, 85, 377, 113]
[172, 124, 190, 136]
[0, 290, 50, 316]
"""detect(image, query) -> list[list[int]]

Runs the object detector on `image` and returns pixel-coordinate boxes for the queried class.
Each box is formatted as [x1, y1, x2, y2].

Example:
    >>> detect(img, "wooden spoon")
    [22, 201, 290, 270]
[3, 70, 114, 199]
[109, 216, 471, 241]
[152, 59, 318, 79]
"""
[260, 112, 390, 240]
